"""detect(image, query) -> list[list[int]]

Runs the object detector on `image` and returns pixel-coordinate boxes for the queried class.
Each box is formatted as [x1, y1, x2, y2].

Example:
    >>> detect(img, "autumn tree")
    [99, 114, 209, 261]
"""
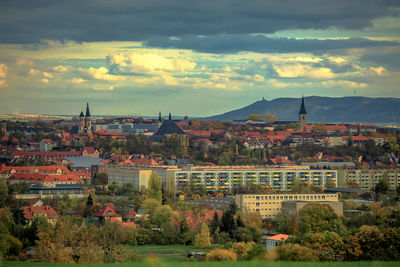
[298, 203, 346, 235]
[264, 113, 277, 124]
[246, 114, 262, 121]
[147, 172, 162, 202]
[276, 243, 319, 261]
[206, 248, 237, 261]
[303, 231, 345, 261]
[194, 222, 212, 248]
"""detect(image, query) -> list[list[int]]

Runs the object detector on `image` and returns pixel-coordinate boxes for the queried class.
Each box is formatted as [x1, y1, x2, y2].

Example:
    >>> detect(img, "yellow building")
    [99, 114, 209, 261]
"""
[235, 193, 339, 219]
[98, 165, 153, 190]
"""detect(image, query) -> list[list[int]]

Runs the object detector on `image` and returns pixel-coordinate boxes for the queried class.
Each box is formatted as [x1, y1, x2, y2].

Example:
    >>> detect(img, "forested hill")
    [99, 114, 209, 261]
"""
[205, 96, 400, 124]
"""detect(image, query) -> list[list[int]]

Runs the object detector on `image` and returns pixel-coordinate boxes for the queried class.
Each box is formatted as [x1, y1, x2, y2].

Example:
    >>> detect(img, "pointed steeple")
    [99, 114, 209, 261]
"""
[85, 103, 91, 117]
[299, 96, 307, 115]
[79, 111, 84, 118]
[168, 113, 171, 120]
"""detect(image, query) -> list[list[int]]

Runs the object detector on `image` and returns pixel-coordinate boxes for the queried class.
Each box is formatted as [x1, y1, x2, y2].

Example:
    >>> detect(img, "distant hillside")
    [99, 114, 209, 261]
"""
[205, 96, 400, 124]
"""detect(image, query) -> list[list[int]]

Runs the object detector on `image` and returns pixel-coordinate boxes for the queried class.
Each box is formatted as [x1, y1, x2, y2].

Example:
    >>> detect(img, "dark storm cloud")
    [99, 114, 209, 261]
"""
[360, 52, 400, 70]
[145, 35, 399, 54]
[0, 0, 399, 43]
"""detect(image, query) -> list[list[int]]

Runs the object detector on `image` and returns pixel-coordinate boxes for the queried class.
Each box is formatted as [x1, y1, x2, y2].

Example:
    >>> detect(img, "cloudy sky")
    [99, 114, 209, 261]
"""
[0, 0, 399, 117]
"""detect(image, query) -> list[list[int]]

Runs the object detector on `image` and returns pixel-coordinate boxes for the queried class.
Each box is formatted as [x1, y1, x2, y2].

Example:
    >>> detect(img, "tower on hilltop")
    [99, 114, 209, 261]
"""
[298, 96, 307, 128]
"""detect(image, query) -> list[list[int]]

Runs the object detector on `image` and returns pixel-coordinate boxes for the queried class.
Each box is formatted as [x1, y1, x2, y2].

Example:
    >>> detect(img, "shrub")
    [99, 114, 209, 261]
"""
[206, 249, 237, 261]
[276, 243, 319, 261]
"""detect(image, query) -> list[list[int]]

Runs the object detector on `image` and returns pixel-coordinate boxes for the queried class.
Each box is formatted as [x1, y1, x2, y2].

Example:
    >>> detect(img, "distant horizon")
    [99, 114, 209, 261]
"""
[2, 95, 400, 118]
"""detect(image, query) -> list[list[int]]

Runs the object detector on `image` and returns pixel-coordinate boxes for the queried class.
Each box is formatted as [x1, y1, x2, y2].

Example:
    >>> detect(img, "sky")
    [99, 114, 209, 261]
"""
[0, 0, 399, 117]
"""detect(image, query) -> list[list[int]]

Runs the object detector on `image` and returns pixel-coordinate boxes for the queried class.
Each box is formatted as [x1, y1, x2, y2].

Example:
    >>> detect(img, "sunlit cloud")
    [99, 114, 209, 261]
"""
[0, 63, 7, 78]
[273, 64, 335, 79]
[322, 80, 368, 88]
[79, 67, 125, 81]
[52, 65, 69, 72]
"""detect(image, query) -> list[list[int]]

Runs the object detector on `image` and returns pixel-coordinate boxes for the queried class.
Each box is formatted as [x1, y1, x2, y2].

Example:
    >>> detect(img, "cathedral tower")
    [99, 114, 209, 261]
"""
[84, 103, 92, 133]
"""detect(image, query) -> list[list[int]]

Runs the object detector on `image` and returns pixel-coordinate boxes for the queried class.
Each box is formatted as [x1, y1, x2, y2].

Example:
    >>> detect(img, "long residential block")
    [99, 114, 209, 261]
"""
[337, 169, 400, 190]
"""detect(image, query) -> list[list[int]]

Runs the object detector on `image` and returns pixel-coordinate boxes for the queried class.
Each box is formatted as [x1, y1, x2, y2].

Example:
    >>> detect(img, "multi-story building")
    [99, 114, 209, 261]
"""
[97, 165, 154, 190]
[337, 169, 400, 190]
[156, 165, 337, 192]
[96, 165, 337, 192]
[235, 193, 340, 219]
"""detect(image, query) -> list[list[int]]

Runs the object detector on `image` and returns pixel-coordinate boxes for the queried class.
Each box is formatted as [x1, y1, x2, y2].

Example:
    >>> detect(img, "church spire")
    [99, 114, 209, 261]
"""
[299, 96, 307, 115]
[85, 102, 91, 117]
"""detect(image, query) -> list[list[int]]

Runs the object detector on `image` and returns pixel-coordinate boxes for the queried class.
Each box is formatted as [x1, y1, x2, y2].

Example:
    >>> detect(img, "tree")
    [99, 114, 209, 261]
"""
[0, 179, 8, 207]
[325, 179, 336, 189]
[194, 222, 212, 248]
[350, 225, 384, 261]
[221, 203, 238, 236]
[92, 173, 108, 186]
[209, 212, 222, 234]
[264, 113, 277, 124]
[152, 205, 178, 227]
[141, 198, 161, 215]
[147, 172, 162, 202]
[298, 203, 346, 235]
[374, 175, 389, 201]
[206, 248, 237, 261]
[276, 243, 319, 261]
[246, 114, 262, 121]
[303, 231, 345, 261]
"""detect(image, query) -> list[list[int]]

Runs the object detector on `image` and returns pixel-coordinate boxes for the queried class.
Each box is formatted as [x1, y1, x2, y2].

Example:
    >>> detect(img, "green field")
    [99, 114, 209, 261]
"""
[128, 244, 208, 262]
[2, 261, 400, 267]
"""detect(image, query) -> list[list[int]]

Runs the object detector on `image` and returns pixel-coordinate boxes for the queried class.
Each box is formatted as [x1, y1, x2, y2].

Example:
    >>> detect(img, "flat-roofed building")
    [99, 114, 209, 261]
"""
[337, 169, 400, 190]
[160, 165, 337, 192]
[235, 193, 339, 219]
[96, 164, 337, 192]
[98, 165, 153, 190]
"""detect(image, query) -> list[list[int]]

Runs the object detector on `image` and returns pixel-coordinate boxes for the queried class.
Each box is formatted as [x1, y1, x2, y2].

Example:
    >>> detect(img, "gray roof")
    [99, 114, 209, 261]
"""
[65, 156, 104, 168]
[154, 120, 184, 136]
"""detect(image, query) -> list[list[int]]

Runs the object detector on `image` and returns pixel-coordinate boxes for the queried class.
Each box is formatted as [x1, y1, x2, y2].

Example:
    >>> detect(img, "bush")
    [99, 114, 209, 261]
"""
[206, 249, 237, 261]
[276, 243, 319, 261]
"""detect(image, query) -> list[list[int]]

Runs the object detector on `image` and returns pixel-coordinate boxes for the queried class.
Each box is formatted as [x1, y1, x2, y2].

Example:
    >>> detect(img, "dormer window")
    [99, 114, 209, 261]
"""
[107, 211, 112, 215]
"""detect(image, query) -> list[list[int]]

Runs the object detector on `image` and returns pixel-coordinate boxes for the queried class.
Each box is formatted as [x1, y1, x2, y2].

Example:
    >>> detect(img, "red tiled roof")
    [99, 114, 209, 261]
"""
[267, 234, 289, 241]
[13, 150, 81, 157]
[82, 146, 97, 154]
[23, 205, 57, 220]
[0, 165, 71, 175]
[9, 173, 83, 183]
[95, 204, 121, 218]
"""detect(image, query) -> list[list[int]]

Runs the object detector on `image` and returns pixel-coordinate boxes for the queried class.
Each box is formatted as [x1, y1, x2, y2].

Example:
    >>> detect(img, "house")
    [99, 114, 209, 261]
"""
[22, 205, 58, 224]
[266, 234, 289, 251]
[267, 156, 293, 166]
[94, 203, 122, 222]
[81, 146, 99, 158]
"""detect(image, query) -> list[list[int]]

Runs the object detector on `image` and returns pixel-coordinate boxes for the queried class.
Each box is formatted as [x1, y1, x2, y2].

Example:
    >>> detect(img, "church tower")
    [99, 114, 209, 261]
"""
[84, 103, 92, 133]
[298, 96, 307, 128]
[78, 111, 85, 134]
